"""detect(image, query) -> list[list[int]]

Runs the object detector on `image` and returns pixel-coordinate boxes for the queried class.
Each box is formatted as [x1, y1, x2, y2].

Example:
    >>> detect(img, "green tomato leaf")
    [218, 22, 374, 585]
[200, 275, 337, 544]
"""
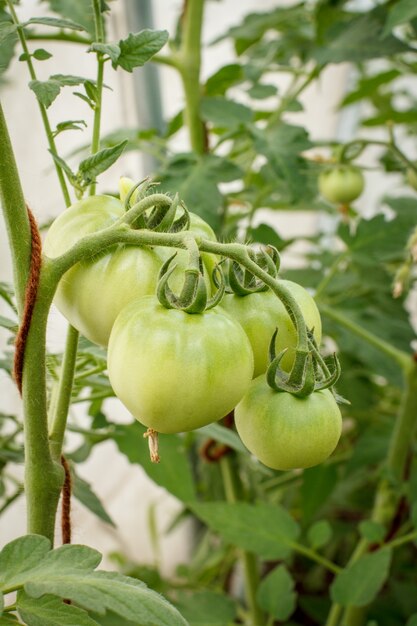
[115, 30, 169, 72]
[191, 502, 300, 559]
[44, 0, 96, 36]
[0, 21, 17, 42]
[340, 70, 400, 107]
[313, 7, 410, 64]
[0, 535, 50, 591]
[173, 590, 237, 626]
[301, 464, 338, 523]
[72, 472, 115, 527]
[114, 422, 196, 502]
[307, 520, 333, 549]
[0, 615, 20, 624]
[358, 521, 385, 543]
[330, 549, 392, 607]
[77, 140, 128, 185]
[89, 42, 121, 64]
[53, 119, 87, 137]
[256, 565, 296, 621]
[32, 48, 53, 61]
[205, 64, 244, 96]
[0, 13, 18, 76]
[201, 96, 253, 129]
[17, 591, 98, 626]
[29, 79, 61, 108]
[24, 571, 188, 626]
[24, 16, 86, 31]
[247, 83, 277, 99]
[383, 0, 417, 36]
[0, 315, 18, 333]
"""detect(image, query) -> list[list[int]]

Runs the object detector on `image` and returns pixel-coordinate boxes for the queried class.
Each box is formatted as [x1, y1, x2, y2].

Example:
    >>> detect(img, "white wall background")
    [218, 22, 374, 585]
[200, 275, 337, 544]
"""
[1, 0, 392, 570]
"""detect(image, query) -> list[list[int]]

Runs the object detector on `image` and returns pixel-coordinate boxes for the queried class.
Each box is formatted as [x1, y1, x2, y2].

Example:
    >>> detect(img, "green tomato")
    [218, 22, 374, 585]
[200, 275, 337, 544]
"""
[235, 376, 342, 470]
[44, 195, 218, 346]
[44, 195, 162, 346]
[220, 280, 322, 377]
[107, 296, 254, 434]
[319, 165, 364, 204]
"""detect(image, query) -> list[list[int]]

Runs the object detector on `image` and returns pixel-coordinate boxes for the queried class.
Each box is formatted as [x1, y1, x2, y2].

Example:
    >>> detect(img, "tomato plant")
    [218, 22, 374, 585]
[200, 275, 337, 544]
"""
[1, 1, 417, 626]
[235, 377, 342, 470]
[108, 295, 254, 433]
[318, 165, 365, 204]
[221, 280, 322, 377]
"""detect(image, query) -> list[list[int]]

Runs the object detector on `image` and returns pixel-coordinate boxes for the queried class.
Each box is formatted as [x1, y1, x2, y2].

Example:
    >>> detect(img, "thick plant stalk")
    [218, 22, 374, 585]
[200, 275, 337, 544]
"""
[0, 102, 31, 316]
[179, 0, 206, 154]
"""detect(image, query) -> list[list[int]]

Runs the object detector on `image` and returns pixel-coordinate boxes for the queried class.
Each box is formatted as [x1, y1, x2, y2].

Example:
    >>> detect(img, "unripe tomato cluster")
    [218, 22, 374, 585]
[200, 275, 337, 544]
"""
[45, 190, 342, 470]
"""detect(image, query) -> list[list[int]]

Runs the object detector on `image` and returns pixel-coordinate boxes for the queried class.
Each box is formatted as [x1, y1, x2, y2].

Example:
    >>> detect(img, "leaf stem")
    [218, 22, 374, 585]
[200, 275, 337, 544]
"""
[290, 542, 341, 575]
[5, 0, 71, 206]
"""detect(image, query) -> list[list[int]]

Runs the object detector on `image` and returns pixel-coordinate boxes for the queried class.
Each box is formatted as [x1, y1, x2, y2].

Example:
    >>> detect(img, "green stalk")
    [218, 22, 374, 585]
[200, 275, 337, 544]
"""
[22, 261, 64, 540]
[0, 102, 31, 315]
[319, 304, 409, 370]
[178, 0, 206, 154]
[220, 456, 264, 626]
[48, 325, 79, 462]
[6, 0, 71, 206]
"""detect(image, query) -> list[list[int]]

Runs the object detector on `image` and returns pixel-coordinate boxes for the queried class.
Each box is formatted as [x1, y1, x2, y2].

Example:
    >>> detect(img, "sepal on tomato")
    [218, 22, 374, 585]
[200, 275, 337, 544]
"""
[266, 328, 341, 397]
[226, 245, 280, 296]
[157, 253, 225, 314]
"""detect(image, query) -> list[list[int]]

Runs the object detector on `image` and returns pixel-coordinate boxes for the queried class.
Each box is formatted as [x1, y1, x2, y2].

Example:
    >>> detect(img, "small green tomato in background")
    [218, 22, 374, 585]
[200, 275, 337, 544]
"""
[220, 280, 322, 377]
[235, 376, 342, 470]
[107, 296, 254, 434]
[319, 165, 364, 204]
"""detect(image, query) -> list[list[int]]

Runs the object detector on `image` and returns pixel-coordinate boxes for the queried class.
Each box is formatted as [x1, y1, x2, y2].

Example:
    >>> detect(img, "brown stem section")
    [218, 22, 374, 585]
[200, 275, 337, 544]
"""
[200, 411, 234, 462]
[13, 206, 42, 394]
[60, 455, 72, 544]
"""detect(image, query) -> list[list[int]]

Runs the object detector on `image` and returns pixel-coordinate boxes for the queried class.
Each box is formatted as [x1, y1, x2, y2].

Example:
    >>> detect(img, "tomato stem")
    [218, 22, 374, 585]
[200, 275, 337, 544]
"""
[0, 102, 31, 315]
[178, 0, 206, 154]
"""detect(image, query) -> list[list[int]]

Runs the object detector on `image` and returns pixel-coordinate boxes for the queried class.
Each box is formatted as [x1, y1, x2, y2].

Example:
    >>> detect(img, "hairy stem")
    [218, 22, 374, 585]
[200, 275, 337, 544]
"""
[0, 102, 31, 315]
[23, 261, 65, 540]
[220, 456, 264, 626]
